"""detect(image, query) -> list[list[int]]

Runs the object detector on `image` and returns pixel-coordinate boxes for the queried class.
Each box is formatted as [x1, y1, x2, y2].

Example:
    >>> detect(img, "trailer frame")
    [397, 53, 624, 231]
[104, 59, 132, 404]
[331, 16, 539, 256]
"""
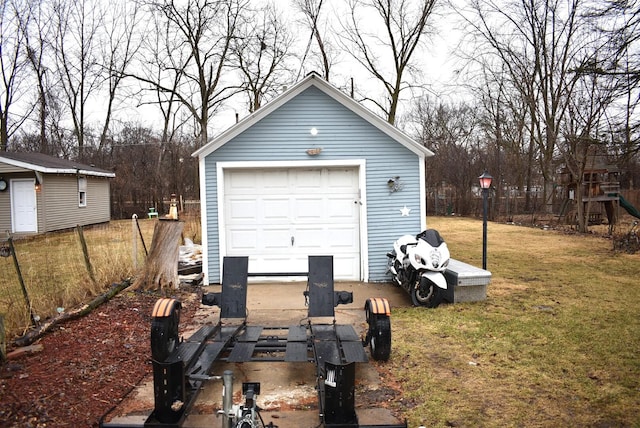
[101, 255, 403, 428]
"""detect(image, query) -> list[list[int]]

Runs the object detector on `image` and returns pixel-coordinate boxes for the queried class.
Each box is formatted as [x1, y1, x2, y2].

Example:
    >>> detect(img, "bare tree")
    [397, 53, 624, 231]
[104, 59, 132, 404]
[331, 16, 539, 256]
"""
[232, 2, 295, 113]
[136, 7, 189, 146]
[125, 7, 194, 210]
[52, 0, 105, 160]
[473, 63, 541, 215]
[133, 0, 248, 148]
[593, 0, 640, 162]
[20, 0, 56, 154]
[96, 0, 143, 154]
[463, 0, 591, 214]
[0, 0, 32, 151]
[341, 0, 437, 124]
[20, 2, 51, 153]
[411, 96, 483, 215]
[294, 0, 336, 81]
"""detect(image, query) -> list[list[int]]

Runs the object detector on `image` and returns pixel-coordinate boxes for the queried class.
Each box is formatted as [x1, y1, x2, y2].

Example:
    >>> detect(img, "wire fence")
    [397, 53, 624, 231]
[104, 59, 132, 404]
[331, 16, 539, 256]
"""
[0, 219, 157, 345]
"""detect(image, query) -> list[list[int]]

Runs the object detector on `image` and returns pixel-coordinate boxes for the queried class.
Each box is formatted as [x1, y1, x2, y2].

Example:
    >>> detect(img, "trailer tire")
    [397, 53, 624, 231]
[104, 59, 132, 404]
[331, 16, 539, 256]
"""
[151, 299, 181, 362]
[370, 315, 391, 361]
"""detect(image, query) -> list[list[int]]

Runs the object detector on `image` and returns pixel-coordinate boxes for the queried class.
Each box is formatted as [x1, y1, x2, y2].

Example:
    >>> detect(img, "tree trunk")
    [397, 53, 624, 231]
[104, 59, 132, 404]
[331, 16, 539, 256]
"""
[12, 279, 132, 348]
[133, 220, 184, 291]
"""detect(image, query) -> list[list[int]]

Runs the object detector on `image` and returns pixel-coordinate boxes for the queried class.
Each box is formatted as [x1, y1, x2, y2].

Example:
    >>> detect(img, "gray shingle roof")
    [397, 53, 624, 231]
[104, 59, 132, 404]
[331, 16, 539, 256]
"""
[0, 152, 115, 177]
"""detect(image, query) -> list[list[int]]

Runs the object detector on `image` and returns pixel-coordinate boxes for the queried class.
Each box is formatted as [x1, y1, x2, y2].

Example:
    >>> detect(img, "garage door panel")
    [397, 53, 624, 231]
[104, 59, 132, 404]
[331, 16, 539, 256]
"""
[227, 171, 258, 191]
[262, 170, 290, 191]
[327, 197, 358, 219]
[262, 228, 292, 249]
[294, 198, 324, 222]
[328, 169, 358, 186]
[249, 256, 308, 275]
[263, 198, 290, 221]
[333, 255, 359, 280]
[327, 227, 359, 248]
[293, 226, 326, 250]
[227, 199, 259, 221]
[227, 229, 258, 251]
[293, 169, 323, 191]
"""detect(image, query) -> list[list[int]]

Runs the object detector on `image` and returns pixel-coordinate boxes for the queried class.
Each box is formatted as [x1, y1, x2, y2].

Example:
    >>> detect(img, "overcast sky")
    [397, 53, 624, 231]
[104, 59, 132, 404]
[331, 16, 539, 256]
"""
[104, 0, 465, 137]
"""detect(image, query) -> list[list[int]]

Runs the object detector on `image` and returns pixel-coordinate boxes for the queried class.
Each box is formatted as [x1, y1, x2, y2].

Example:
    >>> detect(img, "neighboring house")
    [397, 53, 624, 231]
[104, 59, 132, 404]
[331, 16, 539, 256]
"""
[193, 73, 435, 283]
[0, 152, 115, 235]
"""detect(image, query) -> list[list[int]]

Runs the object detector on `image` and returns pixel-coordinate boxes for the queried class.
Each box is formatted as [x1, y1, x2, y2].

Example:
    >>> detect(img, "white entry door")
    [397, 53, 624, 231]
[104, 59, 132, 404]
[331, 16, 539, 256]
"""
[224, 167, 361, 279]
[11, 179, 38, 233]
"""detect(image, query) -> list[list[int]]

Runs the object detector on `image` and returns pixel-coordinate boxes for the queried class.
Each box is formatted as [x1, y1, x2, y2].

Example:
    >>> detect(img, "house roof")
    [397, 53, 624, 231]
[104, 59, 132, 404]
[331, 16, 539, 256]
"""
[0, 152, 116, 178]
[193, 72, 435, 159]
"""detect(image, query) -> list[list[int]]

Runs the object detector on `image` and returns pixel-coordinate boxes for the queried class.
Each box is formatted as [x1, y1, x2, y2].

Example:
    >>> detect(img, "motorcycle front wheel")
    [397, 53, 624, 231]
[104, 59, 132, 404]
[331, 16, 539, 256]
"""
[411, 280, 444, 308]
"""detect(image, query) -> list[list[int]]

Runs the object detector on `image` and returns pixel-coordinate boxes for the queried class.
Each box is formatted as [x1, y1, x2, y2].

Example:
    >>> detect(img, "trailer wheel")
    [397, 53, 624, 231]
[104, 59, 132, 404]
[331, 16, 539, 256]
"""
[151, 298, 181, 362]
[369, 315, 391, 361]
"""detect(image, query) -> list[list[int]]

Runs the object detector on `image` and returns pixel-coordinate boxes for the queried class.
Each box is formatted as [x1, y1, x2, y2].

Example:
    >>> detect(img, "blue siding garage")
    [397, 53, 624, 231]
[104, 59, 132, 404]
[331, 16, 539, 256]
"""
[193, 73, 434, 283]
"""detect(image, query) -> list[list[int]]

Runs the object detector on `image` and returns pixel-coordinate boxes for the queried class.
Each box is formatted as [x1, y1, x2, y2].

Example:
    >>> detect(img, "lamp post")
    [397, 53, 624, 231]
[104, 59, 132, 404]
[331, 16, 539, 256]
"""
[479, 172, 493, 270]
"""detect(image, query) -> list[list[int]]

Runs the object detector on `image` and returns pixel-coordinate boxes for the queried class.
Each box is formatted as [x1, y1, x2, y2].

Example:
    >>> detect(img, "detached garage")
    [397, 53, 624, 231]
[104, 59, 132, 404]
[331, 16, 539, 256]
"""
[193, 73, 434, 283]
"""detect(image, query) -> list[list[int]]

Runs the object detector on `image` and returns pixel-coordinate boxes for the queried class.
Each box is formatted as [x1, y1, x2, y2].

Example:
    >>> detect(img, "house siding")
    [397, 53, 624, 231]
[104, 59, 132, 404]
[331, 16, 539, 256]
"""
[204, 86, 423, 282]
[0, 182, 11, 232]
[40, 175, 111, 231]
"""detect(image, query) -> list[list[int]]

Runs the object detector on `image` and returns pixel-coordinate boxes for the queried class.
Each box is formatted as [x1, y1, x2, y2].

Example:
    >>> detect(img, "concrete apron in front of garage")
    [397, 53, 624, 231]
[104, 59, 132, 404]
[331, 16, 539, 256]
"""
[111, 281, 410, 428]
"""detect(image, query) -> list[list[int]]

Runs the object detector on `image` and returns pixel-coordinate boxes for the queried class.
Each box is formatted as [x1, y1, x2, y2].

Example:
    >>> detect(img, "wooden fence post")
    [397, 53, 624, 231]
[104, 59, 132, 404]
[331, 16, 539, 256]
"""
[135, 216, 148, 256]
[7, 236, 39, 327]
[132, 214, 138, 270]
[0, 315, 5, 362]
[76, 225, 97, 285]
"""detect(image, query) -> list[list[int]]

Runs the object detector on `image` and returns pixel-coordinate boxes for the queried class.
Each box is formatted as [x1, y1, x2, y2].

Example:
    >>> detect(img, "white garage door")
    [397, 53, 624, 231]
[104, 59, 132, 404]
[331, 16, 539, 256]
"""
[224, 167, 361, 280]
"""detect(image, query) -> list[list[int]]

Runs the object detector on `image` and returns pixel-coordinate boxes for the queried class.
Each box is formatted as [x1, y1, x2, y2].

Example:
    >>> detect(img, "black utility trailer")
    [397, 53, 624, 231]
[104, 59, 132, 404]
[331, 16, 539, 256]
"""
[102, 255, 403, 428]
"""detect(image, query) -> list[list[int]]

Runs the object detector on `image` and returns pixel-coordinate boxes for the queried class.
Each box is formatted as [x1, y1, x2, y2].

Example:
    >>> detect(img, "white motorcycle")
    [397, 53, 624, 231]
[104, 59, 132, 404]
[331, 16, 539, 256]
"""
[387, 229, 450, 308]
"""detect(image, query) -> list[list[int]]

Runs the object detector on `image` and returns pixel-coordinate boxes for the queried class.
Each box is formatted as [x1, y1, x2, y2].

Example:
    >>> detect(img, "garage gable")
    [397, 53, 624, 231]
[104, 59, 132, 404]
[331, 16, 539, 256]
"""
[193, 73, 433, 160]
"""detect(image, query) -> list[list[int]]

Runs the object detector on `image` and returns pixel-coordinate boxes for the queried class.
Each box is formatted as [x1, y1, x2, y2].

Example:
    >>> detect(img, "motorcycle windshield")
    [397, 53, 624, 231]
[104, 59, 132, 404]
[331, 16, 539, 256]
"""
[417, 229, 445, 247]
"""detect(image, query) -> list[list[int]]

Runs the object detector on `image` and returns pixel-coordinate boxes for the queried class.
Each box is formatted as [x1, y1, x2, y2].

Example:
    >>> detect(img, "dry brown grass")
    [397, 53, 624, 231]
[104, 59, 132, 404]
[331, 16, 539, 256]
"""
[390, 216, 640, 427]
[0, 218, 194, 339]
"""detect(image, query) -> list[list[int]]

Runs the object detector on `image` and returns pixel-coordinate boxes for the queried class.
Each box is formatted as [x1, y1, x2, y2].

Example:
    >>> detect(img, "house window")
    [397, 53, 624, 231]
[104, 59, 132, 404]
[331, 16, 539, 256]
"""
[78, 176, 87, 207]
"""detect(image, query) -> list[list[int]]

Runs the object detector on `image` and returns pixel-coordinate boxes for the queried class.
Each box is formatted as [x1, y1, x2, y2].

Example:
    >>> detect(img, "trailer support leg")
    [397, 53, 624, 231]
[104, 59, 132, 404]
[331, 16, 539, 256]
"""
[323, 362, 358, 427]
[221, 370, 234, 428]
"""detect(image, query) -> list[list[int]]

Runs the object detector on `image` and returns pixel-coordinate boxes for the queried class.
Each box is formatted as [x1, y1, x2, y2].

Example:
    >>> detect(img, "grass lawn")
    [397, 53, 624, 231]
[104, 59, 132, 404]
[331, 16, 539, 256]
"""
[2, 216, 638, 426]
[385, 217, 640, 427]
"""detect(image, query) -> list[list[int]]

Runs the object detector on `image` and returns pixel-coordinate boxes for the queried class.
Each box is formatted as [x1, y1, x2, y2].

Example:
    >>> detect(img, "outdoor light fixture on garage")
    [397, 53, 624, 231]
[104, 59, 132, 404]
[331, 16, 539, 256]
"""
[387, 176, 403, 193]
[307, 127, 322, 155]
